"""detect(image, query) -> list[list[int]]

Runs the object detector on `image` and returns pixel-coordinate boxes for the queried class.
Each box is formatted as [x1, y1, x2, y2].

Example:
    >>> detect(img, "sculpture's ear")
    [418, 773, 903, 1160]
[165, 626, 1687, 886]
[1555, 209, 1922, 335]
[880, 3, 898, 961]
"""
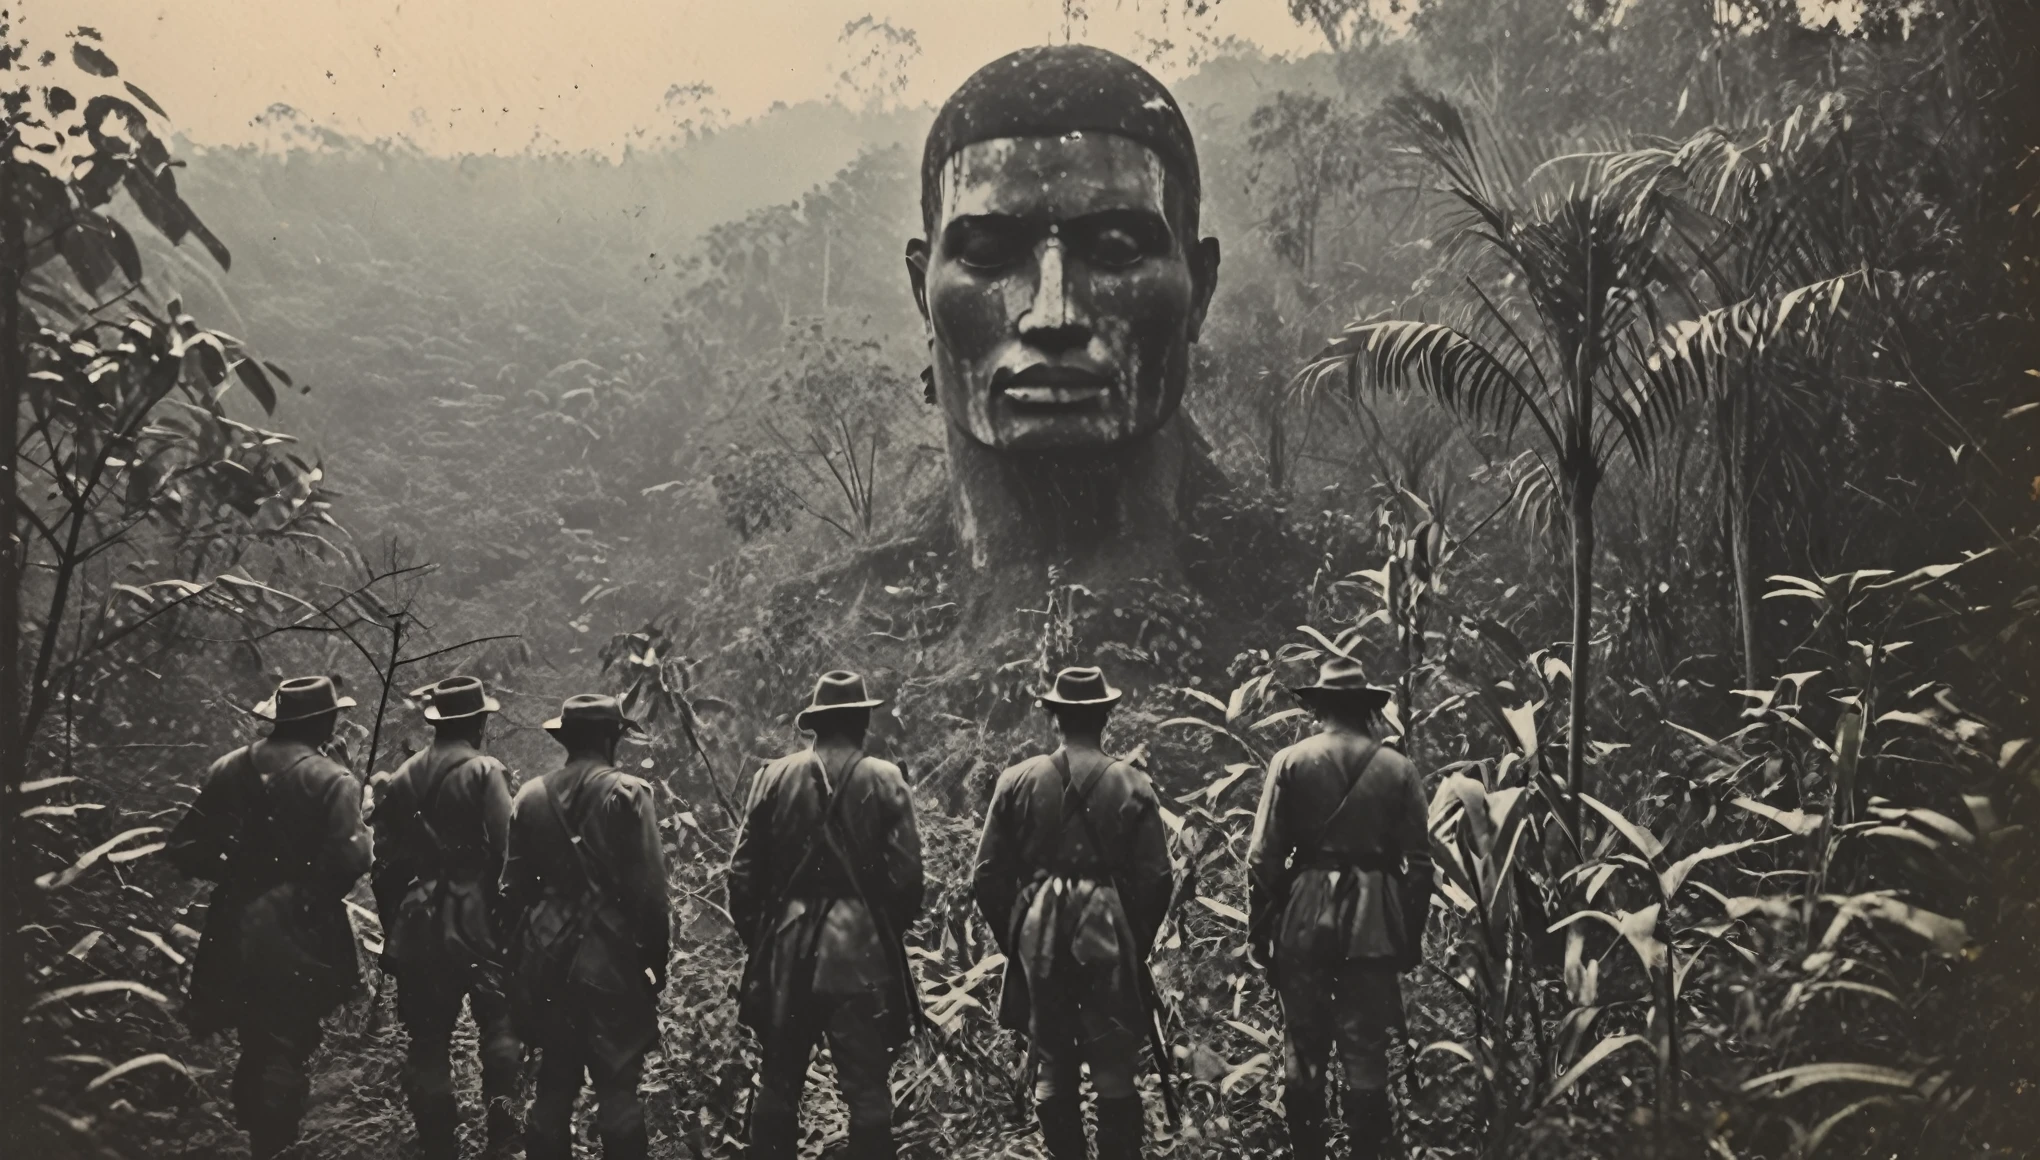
[905, 238, 931, 323]
[1187, 235, 1221, 343]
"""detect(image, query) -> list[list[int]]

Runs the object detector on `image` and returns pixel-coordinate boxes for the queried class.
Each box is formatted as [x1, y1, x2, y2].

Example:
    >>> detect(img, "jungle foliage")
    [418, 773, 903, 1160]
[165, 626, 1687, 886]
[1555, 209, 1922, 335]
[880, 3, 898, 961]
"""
[6, 1, 2038, 1158]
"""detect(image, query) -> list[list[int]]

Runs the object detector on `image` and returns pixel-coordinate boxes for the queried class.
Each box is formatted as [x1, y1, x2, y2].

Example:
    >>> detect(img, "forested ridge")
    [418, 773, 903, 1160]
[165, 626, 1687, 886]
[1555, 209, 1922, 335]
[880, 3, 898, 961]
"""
[8, 1, 2040, 1158]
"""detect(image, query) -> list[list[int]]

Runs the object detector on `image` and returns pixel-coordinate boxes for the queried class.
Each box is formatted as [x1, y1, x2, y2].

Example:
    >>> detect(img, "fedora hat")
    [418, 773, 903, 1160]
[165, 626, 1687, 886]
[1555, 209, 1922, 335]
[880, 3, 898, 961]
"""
[796, 670, 885, 727]
[252, 675, 356, 722]
[1290, 654, 1394, 710]
[421, 676, 500, 721]
[542, 693, 643, 736]
[1035, 665, 1123, 707]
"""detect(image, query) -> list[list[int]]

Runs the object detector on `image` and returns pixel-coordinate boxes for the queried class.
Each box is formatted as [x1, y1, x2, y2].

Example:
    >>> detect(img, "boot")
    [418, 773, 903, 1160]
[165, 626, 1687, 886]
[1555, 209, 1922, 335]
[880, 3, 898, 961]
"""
[1283, 1077, 1330, 1160]
[483, 1095, 524, 1159]
[746, 1089, 799, 1160]
[1094, 1095, 1147, 1160]
[247, 1121, 296, 1160]
[1343, 1087, 1392, 1160]
[412, 1091, 460, 1160]
[598, 1122, 650, 1160]
[1035, 1096, 1087, 1160]
[846, 1121, 898, 1160]
[1285, 1102, 1329, 1160]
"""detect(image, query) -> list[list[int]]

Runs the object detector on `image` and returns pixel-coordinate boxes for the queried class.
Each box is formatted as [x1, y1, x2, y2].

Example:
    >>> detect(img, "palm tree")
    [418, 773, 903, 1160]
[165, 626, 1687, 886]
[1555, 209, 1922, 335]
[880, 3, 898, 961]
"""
[1297, 90, 1702, 817]
[1301, 89, 1868, 818]
[1601, 100, 1866, 693]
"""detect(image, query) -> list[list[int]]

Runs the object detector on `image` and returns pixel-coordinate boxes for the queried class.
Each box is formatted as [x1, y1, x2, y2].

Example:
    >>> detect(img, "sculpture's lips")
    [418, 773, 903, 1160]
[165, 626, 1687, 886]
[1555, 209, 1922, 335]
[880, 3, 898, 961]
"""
[995, 364, 1112, 408]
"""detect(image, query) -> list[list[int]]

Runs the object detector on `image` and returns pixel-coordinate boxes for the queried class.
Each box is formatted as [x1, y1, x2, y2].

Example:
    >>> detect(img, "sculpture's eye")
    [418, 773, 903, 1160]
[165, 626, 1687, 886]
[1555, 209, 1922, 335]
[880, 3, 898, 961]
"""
[1085, 226, 1147, 269]
[1069, 214, 1169, 270]
[950, 222, 1028, 271]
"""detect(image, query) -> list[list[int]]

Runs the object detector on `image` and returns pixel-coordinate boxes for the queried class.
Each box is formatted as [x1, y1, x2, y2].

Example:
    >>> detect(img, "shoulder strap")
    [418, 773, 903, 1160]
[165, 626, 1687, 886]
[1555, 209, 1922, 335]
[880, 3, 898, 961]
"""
[1050, 749, 1123, 875]
[236, 746, 322, 878]
[537, 770, 623, 900]
[1303, 737, 1388, 864]
[401, 749, 468, 867]
[789, 749, 866, 881]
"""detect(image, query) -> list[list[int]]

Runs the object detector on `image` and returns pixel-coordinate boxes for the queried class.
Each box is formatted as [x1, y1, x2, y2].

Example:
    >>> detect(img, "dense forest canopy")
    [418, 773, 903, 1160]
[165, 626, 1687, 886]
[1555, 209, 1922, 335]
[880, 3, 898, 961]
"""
[7, 0, 2037, 1157]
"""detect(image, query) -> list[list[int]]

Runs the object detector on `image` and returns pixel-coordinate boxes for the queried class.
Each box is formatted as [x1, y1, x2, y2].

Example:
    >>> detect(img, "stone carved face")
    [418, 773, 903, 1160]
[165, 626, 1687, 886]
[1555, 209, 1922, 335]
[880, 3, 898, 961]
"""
[907, 133, 1220, 452]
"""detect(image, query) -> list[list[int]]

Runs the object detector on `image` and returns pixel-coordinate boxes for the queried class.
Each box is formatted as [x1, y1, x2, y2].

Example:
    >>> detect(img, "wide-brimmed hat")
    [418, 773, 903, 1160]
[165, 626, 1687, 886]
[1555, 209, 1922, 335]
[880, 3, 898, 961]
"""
[796, 670, 885, 727]
[252, 675, 356, 722]
[1290, 654, 1394, 710]
[1034, 665, 1123, 708]
[542, 693, 643, 736]
[421, 676, 501, 721]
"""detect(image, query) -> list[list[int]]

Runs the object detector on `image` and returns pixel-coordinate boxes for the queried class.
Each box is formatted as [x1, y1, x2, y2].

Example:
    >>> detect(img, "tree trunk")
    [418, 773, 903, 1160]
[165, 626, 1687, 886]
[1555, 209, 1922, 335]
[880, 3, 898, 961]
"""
[1730, 494, 1759, 692]
[1565, 475, 1597, 826]
[1654, 960, 1678, 1155]
[1725, 386, 1760, 691]
[1, 173, 27, 1135]
[1265, 392, 1287, 493]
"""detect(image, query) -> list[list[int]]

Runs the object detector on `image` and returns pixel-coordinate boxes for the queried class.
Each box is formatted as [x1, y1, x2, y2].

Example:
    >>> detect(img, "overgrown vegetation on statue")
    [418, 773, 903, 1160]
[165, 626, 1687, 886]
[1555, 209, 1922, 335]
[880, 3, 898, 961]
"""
[7, 1, 2035, 1158]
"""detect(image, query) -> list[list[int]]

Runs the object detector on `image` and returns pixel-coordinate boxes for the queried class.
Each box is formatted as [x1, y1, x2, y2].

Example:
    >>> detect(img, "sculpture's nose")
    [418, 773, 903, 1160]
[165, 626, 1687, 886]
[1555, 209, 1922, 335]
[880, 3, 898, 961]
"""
[1017, 238, 1087, 352]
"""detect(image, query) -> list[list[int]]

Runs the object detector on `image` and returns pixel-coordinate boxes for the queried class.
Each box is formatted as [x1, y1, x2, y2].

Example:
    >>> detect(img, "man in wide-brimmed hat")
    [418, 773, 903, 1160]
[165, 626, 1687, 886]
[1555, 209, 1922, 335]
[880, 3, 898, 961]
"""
[371, 676, 521, 1159]
[501, 694, 669, 1160]
[166, 675, 372, 1159]
[972, 666, 1175, 1160]
[727, 670, 925, 1160]
[1247, 648, 1433, 1160]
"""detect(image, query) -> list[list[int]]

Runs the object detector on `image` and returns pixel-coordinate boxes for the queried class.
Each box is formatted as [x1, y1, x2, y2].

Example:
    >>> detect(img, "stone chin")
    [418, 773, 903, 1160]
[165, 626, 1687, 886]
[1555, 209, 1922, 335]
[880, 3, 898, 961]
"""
[934, 348, 1188, 452]
[938, 383, 1186, 453]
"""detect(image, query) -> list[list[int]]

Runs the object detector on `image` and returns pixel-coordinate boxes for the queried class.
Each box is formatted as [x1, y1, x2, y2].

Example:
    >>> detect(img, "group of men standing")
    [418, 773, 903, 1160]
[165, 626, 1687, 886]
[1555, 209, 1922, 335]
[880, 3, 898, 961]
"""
[166, 648, 1429, 1160]
[167, 675, 669, 1160]
[156, 38, 1442, 1160]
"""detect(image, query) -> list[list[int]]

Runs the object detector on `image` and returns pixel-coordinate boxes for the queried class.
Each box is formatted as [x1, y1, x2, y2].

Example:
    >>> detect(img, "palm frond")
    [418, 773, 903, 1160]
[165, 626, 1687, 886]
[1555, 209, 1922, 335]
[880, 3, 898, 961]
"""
[1641, 269, 1869, 395]
[1296, 320, 1562, 456]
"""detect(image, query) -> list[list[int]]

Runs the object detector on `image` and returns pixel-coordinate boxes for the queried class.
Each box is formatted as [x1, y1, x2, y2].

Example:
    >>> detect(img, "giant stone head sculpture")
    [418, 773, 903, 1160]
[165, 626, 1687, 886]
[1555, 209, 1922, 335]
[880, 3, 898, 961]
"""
[907, 46, 1221, 453]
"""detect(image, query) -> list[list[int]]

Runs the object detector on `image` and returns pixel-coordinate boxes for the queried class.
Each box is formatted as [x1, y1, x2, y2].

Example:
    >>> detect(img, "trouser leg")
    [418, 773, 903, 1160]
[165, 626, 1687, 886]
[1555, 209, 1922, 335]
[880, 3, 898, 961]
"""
[590, 1051, 648, 1160]
[751, 1010, 824, 1160]
[1030, 1040, 1088, 1160]
[235, 1006, 324, 1160]
[1279, 958, 1335, 1160]
[397, 974, 464, 1160]
[1334, 962, 1403, 1160]
[1081, 992, 1147, 1160]
[827, 991, 897, 1160]
[1030, 972, 1092, 1160]
[470, 981, 526, 1156]
[1094, 1094, 1146, 1160]
[526, 1045, 584, 1160]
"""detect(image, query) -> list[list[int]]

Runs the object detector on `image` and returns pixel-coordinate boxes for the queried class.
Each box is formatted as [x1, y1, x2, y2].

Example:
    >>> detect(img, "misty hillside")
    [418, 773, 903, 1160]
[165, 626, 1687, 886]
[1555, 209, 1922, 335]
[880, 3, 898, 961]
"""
[14, 3, 2039, 1158]
[118, 46, 1363, 664]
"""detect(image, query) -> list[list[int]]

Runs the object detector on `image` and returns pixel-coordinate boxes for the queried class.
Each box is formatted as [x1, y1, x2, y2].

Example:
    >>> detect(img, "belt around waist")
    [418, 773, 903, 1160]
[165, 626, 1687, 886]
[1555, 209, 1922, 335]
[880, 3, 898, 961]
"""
[1033, 864, 1118, 879]
[1296, 852, 1402, 872]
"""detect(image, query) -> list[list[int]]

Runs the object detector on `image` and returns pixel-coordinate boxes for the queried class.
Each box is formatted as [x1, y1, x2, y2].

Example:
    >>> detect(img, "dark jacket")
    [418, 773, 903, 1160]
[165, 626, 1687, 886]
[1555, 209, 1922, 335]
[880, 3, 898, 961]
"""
[500, 759, 669, 1065]
[971, 747, 1173, 1035]
[371, 740, 513, 977]
[728, 749, 924, 1047]
[1246, 730, 1432, 978]
[167, 739, 371, 1034]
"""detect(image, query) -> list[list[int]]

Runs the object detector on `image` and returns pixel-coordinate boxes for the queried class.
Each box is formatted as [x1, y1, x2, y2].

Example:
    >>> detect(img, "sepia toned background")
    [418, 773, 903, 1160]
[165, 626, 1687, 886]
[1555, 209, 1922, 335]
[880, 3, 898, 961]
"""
[7, 0, 2037, 1157]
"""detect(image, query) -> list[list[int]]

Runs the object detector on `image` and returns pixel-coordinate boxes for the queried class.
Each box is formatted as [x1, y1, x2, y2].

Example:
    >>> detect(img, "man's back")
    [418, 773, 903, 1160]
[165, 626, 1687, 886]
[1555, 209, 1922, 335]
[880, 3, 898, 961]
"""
[972, 746, 1173, 1035]
[373, 741, 514, 976]
[1251, 731, 1426, 869]
[377, 741, 511, 880]
[502, 760, 669, 1006]
[170, 738, 369, 898]
[1248, 728, 1431, 971]
[167, 737, 370, 1036]
[975, 750, 1172, 954]
[727, 749, 921, 940]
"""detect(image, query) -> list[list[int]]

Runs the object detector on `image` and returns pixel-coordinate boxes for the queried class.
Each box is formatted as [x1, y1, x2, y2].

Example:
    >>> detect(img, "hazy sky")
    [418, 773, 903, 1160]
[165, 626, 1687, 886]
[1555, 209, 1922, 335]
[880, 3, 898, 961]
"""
[41, 0, 1324, 154]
